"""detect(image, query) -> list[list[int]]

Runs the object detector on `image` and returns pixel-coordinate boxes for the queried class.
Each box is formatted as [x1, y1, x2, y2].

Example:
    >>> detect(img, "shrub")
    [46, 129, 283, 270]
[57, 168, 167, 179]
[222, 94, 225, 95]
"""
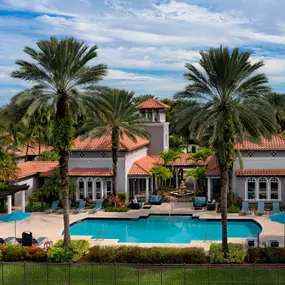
[247, 248, 285, 263]
[103, 195, 125, 208]
[1, 244, 22, 261]
[117, 192, 127, 202]
[25, 202, 51, 212]
[104, 206, 129, 212]
[48, 240, 90, 262]
[210, 243, 244, 264]
[227, 205, 240, 213]
[0, 247, 2, 261]
[29, 247, 47, 261]
[86, 246, 206, 264]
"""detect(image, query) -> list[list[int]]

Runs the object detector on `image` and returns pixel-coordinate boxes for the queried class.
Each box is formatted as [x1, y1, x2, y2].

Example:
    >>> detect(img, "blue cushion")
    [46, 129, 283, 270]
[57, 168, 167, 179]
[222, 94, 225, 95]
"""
[133, 198, 138, 203]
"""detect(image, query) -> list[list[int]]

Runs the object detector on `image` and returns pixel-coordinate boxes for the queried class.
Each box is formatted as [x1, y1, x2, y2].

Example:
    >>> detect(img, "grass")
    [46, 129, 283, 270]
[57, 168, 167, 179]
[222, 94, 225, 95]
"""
[1, 263, 285, 285]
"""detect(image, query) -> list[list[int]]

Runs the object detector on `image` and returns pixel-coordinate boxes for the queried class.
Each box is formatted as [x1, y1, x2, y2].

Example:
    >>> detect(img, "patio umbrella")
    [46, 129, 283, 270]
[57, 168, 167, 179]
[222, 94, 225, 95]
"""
[269, 213, 285, 247]
[0, 212, 31, 239]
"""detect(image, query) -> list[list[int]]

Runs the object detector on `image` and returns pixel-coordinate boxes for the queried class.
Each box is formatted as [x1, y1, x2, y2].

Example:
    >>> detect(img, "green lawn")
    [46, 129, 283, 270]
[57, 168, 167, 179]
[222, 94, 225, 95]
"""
[0, 263, 285, 285]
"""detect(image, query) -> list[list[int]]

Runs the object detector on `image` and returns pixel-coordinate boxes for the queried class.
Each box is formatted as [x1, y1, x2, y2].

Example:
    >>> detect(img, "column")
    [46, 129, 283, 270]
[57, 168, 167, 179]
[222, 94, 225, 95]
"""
[138, 179, 140, 193]
[133, 179, 136, 195]
[150, 176, 154, 193]
[101, 180, 104, 200]
[21, 191, 26, 212]
[145, 111, 148, 121]
[151, 110, 155, 122]
[175, 169, 179, 189]
[207, 177, 212, 201]
[146, 177, 149, 202]
[7, 195, 12, 214]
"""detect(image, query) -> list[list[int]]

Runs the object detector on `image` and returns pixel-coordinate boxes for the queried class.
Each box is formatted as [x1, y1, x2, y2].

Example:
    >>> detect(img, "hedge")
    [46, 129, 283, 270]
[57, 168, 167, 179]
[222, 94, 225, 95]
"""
[210, 243, 244, 264]
[104, 206, 129, 212]
[86, 246, 206, 264]
[247, 248, 285, 263]
[47, 239, 90, 263]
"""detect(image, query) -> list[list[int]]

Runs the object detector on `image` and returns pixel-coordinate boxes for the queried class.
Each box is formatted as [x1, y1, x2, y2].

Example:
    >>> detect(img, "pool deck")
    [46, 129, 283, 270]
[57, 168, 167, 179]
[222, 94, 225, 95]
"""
[0, 202, 283, 252]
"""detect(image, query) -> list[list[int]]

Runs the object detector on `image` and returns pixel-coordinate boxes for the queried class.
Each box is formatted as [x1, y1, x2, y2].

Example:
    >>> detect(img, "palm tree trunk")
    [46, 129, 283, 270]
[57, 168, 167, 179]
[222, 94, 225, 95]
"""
[25, 144, 29, 162]
[227, 167, 233, 207]
[112, 127, 119, 197]
[56, 92, 71, 247]
[220, 168, 229, 256]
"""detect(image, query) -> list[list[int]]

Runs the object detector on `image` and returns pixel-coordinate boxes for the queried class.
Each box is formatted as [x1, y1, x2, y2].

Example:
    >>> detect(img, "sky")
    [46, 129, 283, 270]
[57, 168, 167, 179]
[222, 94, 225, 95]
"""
[1, 0, 285, 106]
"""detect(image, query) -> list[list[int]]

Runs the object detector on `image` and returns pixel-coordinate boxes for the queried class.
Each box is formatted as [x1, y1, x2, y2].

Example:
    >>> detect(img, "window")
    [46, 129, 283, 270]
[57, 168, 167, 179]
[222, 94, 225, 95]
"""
[106, 180, 112, 196]
[101, 152, 107, 158]
[269, 177, 280, 200]
[246, 177, 256, 200]
[248, 151, 254, 157]
[77, 178, 85, 199]
[86, 178, 93, 200]
[95, 179, 102, 199]
[80, 152, 85, 157]
[271, 151, 277, 157]
[258, 177, 268, 200]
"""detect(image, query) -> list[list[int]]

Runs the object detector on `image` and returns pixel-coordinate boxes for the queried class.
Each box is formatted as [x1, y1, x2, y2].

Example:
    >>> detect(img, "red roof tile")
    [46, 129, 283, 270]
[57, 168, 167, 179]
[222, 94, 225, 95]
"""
[128, 156, 158, 176]
[206, 168, 221, 177]
[235, 135, 285, 150]
[69, 168, 113, 177]
[11, 144, 53, 158]
[73, 134, 149, 151]
[236, 169, 285, 176]
[136, 98, 171, 109]
[150, 153, 202, 167]
[17, 161, 58, 179]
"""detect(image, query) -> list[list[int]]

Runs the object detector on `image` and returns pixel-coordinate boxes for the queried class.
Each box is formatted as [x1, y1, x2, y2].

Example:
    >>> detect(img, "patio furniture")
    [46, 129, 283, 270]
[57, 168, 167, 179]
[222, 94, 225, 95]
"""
[129, 198, 143, 209]
[57, 200, 72, 214]
[90, 200, 103, 214]
[149, 195, 162, 205]
[256, 202, 265, 216]
[194, 204, 203, 210]
[207, 200, 216, 211]
[0, 237, 14, 245]
[247, 239, 255, 247]
[273, 202, 281, 214]
[44, 240, 53, 249]
[193, 197, 207, 207]
[45, 200, 59, 213]
[16, 237, 47, 247]
[241, 202, 249, 215]
[73, 200, 86, 213]
[143, 204, 152, 209]
[269, 240, 279, 247]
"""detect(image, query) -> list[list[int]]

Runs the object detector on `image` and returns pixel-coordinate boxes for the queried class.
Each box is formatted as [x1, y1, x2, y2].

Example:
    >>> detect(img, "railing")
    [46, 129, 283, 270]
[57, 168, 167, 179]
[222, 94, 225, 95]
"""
[1, 262, 285, 285]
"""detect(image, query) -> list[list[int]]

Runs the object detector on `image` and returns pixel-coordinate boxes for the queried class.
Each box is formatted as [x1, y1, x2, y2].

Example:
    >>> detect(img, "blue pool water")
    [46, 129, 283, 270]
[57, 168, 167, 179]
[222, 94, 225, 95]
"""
[70, 216, 261, 243]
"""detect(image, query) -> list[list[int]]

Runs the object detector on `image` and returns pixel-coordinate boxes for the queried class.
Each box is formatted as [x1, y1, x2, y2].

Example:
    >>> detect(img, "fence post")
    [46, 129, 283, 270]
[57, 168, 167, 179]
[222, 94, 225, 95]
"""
[92, 263, 94, 285]
[231, 264, 234, 285]
[24, 261, 26, 285]
[46, 263, 49, 285]
[254, 264, 256, 285]
[184, 263, 186, 285]
[160, 264, 163, 285]
[1, 262, 4, 285]
[114, 263, 117, 285]
[208, 264, 210, 285]
[68, 263, 71, 285]
[278, 264, 280, 285]
[137, 264, 140, 285]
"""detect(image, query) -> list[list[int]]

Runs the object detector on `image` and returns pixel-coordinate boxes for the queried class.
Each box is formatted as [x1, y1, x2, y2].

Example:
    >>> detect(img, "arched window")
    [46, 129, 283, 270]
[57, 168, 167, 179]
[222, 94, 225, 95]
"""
[94, 178, 103, 200]
[106, 179, 113, 197]
[77, 178, 85, 200]
[269, 177, 280, 200]
[258, 177, 268, 200]
[86, 177, 94, 200]
[246, 177, 256, 200]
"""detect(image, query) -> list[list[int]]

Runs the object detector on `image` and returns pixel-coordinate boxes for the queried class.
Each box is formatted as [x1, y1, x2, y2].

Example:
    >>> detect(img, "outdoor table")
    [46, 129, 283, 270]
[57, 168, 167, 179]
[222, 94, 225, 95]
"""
[44, 241, 53, 249]
[194, 204, 203, 210]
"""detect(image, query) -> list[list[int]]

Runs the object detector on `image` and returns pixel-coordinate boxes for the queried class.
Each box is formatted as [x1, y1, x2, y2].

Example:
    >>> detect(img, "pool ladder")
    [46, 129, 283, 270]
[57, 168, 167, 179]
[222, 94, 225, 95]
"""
[95, 229, 106, 240]
[169, 203, 174, 219]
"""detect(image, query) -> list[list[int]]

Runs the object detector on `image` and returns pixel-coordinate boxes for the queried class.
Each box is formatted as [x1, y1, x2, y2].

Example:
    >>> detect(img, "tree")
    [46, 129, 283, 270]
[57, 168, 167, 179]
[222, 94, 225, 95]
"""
[132, 94, 155, 105]
[169, 135, 187, 152]
[176, 46, 277, 255]
[160, 149, 181, 187]
[150, 165, 173, 189]
[185, 167, 207, 193]
[81, 88, 150, 196]
[39, 150, 59, 161]
[190, 147, 213, 163]
[11, 37, 107, 246]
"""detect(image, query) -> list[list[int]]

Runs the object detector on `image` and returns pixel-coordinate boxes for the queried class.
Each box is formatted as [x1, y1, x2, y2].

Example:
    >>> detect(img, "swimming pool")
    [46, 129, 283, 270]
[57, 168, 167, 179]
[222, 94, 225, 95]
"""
[70, 215, 261, 243]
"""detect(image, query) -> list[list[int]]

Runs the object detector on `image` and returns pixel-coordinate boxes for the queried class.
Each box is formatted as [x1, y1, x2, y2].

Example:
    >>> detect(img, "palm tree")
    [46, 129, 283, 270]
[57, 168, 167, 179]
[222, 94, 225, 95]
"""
[81, 88, 150, 197]
[11, 37, 107, 246]
[176, 46, 277, 255]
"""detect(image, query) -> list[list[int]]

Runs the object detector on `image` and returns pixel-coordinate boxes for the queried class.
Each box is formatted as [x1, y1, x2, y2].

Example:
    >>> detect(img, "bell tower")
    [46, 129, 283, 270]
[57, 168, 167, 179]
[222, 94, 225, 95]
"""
[136, 98, 170, 155]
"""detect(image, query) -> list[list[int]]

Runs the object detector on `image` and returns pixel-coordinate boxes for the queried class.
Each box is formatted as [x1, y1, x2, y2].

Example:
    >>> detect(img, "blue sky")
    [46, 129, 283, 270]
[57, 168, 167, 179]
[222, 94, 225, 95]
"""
[1, 0, 285, 106]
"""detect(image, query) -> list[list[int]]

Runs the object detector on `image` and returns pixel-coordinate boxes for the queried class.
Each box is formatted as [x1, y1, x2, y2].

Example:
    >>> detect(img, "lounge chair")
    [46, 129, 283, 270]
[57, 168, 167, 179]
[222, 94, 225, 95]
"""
[269, 240, 279, 247]
[273, 202, 281, 214]
[241, 202, 249, 215]
[73, 200, 86, 213]
[90, 200, 103, 213]
[0, 237, 15, 245]
[193, 197, 207, 207]
[129, 198, 143, 209]
[247, 239, 255, 247]
[207, 200, 216, 211]
[16, 237, 47, 246]
[57, 200, 72, 214]
[45, 200, 59, 213]
[149, 195, 162, 205]
[256, 202, 265, 216]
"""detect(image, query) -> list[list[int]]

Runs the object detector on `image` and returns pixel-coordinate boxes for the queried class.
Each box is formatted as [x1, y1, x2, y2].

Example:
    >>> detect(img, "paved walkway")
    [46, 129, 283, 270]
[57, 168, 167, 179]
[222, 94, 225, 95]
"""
[0, 202, 284, 252]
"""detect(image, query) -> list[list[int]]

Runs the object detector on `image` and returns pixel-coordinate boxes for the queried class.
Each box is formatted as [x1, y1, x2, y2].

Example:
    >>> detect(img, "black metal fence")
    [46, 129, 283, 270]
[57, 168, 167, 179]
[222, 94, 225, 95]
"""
[1, 262, 285, 285]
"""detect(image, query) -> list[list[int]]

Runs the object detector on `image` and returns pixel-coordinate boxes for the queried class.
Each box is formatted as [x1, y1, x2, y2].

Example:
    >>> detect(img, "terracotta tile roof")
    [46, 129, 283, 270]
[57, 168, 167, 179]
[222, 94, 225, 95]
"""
[128, 156, 158, 176]
[236, 169, 285, 176]
[73, 134, 149, 151]
[235, 135, 285, 150]
[150, 153, 203, 167]
[69, 168, 113, 177]
[11, 144, 53, 158]
[136, 98, 171, 109]
[17, 161, 58, 179]
[205, 168, 221, 177]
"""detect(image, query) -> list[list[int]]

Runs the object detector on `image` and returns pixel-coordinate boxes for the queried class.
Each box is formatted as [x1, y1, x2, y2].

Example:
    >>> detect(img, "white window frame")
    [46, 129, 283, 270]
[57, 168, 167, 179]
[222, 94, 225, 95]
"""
[269, 177, 281, 201]
[94, 178, 104, 200]
[245, 177, 256, 201]
[86, 177, 94, 200]
[76, 178, 85, 200]
[106, 179, 113, 197]
[258, 177, 268, 201]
